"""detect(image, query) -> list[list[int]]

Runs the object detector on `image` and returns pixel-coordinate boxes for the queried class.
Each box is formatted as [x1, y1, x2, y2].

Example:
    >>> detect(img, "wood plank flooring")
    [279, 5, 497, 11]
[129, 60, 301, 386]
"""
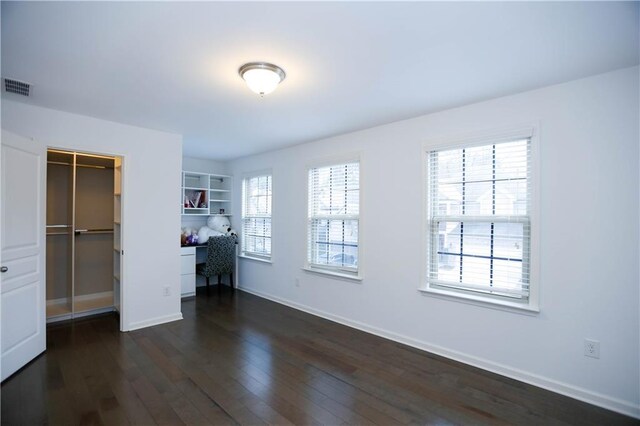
[2, 287, 636, 425]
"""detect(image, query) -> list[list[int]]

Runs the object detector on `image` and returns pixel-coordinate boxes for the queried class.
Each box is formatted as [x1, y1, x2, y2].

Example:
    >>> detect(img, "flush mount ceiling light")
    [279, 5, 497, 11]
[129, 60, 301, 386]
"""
[238, 62, 286, 96]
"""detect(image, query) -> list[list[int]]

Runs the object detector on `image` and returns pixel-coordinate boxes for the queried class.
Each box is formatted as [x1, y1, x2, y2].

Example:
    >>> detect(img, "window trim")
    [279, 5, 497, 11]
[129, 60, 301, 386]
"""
[239, 254, 273, 264]
[305, 154, 363, 280]
[241, 169, 273, 262]
[420, 125, 540, 312]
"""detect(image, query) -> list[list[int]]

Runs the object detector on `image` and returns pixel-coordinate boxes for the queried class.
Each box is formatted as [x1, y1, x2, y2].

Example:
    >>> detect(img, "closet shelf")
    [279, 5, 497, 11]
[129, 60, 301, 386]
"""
[46, 301, 72, 319]
[75, 293, 114, 313]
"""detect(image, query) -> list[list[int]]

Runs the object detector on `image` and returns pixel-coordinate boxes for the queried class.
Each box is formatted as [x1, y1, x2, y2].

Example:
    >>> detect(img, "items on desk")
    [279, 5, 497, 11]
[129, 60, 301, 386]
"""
[180, 227, 200, 245]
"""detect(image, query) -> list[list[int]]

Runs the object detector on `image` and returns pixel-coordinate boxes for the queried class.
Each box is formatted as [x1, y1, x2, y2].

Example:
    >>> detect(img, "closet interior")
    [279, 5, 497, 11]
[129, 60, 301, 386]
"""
[46, 149, 122, 322]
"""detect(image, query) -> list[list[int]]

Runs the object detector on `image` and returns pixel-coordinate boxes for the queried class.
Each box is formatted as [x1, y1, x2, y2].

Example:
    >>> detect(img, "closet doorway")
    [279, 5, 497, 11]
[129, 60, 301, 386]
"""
[45, 149, 123, 325]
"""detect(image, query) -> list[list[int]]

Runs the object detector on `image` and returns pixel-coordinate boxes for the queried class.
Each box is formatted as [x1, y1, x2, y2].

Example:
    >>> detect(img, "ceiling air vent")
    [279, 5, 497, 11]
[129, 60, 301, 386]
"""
[4, 78, 30, 96]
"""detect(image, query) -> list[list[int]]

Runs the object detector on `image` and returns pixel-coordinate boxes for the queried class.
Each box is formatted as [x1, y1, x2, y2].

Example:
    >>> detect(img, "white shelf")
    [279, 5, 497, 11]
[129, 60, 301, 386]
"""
[46, 299, 71, 318]
[182, 171, 233, 217]
[75, 292, 113, 313]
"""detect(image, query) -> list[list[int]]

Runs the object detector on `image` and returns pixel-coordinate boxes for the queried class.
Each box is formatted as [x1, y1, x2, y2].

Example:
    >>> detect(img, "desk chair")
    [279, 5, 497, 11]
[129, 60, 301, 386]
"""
[196, 235, 236, 293]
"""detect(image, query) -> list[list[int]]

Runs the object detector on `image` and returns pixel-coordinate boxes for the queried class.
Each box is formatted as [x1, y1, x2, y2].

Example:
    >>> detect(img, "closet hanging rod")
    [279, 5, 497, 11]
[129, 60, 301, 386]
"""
[47, 161, 108, 170]
[47, 224, 71, 228]
[74, 228, 114, 234]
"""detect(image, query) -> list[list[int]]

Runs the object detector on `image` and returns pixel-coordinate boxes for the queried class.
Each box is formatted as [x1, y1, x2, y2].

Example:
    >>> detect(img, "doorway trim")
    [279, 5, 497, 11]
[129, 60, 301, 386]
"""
[46, 145, 127, 332]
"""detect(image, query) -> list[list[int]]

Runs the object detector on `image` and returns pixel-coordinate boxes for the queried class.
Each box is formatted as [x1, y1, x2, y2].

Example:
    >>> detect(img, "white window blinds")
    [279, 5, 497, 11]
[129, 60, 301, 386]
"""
[427, 139, 531, 301]
[242, 174, 272, 259]
[308, 161, 359, 274]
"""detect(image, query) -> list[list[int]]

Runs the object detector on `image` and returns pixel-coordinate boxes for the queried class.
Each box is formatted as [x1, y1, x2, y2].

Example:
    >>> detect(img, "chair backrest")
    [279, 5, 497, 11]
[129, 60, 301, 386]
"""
[203, 235, 236, 276]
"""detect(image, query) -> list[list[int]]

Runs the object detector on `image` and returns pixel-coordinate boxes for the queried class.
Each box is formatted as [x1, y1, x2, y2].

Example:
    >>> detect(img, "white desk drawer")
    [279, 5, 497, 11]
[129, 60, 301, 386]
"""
[180, 253, 195, 275]
[181, 273, 196, 297]
[180, 246, 196, 255]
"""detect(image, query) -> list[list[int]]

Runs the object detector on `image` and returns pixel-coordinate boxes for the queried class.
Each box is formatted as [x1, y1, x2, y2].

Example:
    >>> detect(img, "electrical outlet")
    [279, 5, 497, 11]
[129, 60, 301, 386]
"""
[294, 277, 300, 287]
[163, 286, 171, 297]
[584, 339, 600, 359]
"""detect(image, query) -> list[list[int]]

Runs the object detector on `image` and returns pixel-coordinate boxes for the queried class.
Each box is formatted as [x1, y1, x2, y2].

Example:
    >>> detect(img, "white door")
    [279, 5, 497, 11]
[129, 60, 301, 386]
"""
[1, 130, 46, 381]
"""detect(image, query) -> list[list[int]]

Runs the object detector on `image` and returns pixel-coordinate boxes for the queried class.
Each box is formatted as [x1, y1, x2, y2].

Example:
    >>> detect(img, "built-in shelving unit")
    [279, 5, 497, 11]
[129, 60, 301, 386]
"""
[182, 171, 233, 216]
[113, 156, 122, 313]
[180, 170, 237, 296]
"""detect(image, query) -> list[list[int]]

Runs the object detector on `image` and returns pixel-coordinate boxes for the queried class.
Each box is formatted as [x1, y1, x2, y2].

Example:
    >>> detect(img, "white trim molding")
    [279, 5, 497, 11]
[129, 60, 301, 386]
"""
[241, 171, 273, 261]
[421, 123, 541, 312]
[125, 312, 183, 332]
[305, 154, 363, 280]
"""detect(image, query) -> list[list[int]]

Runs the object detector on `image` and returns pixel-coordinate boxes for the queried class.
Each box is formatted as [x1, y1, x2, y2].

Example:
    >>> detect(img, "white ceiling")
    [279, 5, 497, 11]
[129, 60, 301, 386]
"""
[2, 2, 638, 160]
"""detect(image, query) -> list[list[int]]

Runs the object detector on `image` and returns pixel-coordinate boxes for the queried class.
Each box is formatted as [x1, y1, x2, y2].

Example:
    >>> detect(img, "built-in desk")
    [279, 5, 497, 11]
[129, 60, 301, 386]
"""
[180, 243, 238, 297]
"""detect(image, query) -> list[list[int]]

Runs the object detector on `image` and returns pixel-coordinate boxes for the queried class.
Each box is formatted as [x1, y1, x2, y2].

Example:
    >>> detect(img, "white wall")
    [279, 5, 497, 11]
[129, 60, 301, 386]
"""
[182, 155, 228, 175]
[228, 66, 640, 417]
[2, 100, 183, 331]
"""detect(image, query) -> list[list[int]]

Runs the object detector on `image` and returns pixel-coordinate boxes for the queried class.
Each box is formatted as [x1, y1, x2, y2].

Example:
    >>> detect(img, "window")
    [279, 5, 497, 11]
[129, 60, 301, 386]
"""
[242, 174, 272, 260]
[307, 161, 360, 277]
[426, 136, 535, 308]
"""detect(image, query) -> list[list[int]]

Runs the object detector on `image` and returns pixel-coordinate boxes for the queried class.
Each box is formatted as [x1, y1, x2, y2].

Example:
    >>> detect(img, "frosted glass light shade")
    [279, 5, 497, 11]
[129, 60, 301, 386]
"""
[239, 62, 286, 96]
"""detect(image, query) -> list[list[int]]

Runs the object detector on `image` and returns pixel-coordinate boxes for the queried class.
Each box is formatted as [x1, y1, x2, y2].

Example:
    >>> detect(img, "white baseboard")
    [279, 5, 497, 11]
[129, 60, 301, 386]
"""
[238, 286, 639, 419]
[125, 312, 183, 331]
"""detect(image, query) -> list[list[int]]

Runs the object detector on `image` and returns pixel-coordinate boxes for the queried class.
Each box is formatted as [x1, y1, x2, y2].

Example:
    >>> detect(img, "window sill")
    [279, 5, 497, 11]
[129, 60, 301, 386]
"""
[238, 254, 272, 264]
[302, 267, 363, 282]
[418, 286, 539, 316]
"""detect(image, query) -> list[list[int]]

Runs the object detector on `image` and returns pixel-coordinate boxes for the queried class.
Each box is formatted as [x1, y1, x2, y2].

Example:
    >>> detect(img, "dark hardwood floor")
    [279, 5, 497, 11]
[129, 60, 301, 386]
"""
[1, 287, 636, 426]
